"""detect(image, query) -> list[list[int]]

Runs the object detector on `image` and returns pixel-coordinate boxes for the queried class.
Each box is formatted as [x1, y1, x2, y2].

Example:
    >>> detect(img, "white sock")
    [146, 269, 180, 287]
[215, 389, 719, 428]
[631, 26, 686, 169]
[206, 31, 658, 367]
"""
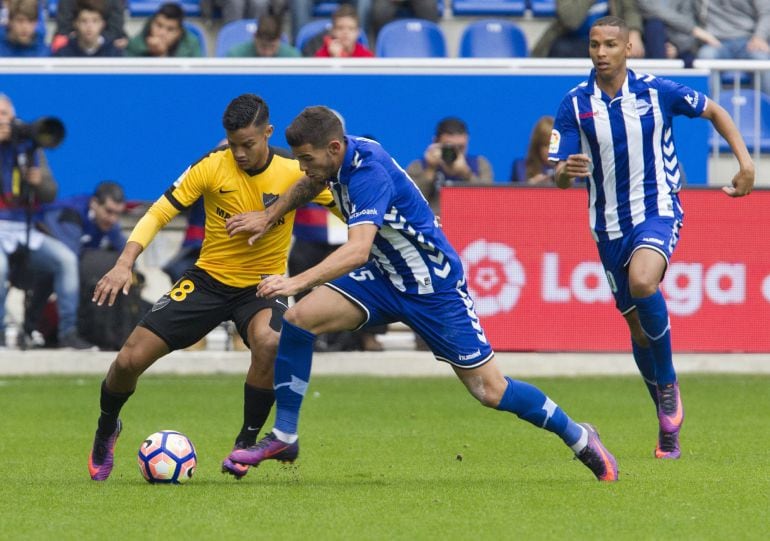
[272, 428, 298, 444]
[570, 426, 589, 453]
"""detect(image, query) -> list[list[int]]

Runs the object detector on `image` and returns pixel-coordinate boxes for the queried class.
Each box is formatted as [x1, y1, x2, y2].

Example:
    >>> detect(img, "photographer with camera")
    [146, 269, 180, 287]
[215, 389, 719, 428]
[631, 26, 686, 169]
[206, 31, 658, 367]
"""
[406, 116, 494, 215]
[0, 93, 94, 349]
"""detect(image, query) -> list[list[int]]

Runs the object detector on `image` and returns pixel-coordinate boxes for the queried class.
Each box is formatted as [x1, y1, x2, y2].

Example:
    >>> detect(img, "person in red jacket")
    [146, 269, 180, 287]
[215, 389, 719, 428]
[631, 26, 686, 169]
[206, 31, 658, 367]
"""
[314, 4, 374, 58]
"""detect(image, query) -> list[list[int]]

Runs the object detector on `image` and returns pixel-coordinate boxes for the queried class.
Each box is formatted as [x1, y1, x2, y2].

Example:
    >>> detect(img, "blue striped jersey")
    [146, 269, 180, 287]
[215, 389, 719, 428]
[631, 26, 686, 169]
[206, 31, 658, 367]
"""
[329, 135, 464, 295]
[550, 68, 707, 241]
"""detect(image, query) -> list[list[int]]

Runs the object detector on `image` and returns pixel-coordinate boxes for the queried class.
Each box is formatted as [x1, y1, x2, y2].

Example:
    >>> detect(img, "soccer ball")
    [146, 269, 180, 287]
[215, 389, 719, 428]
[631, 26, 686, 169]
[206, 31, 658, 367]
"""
[137, 430, 197, 484]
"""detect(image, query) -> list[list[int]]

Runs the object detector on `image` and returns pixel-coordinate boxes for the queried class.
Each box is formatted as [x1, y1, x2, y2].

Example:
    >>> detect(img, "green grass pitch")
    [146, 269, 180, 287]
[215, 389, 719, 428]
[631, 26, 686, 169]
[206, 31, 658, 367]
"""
[0, 374, 768, 539]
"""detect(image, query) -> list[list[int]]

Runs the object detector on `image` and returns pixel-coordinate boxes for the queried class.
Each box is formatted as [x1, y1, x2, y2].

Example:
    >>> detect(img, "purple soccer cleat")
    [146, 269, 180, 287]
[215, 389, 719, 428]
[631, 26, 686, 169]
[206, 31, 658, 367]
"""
[655, 383, 683, 459]
[88, 419, 122, 481]
[655, 429, 681, 459]
[575, 423, 619, 482]
[221, 442, 251, 479]
[228, 432, 299, 467]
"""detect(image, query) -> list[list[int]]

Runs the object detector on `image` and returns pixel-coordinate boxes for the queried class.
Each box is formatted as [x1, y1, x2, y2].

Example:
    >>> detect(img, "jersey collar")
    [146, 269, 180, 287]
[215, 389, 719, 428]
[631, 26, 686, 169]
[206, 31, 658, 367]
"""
[586, 68, 634, 101]
[243, 149, 274, 177]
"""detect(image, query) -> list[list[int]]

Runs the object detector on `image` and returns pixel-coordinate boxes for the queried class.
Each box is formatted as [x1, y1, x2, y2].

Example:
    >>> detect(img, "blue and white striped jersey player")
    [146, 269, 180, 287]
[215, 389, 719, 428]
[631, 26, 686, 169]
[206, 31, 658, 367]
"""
[550, 16, 754, 460]
[224, 106, 619, 481]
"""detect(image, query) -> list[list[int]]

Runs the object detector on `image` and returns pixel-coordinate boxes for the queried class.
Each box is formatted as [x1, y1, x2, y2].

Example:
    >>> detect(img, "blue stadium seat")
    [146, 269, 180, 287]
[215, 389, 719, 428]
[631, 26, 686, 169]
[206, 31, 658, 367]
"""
[313, 0, 445, 17]
[215, 19, 258, 56]
[184, 21, 208, 56]
[128, 0, 201, 17]
[452, 0, 525, 17]
[294, 19, 369, 51]
[313, 1, 340, 17]
[710, 89, 770, 152]
[458, 20, 528, 58]
[375, 19, 446, 58]
[721, 71, 753, 87]
[529, 0, 556, 17]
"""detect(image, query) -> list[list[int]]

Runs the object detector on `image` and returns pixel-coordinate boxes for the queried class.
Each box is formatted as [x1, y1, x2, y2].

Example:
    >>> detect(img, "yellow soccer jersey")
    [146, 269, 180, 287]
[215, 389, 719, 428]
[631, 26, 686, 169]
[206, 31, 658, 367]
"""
[132, 147, 336, 288]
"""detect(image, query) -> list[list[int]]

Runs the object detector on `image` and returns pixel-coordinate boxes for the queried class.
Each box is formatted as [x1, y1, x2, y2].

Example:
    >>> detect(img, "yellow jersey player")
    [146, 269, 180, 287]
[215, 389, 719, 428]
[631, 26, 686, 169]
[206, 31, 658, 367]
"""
[87, 94, 339, 481]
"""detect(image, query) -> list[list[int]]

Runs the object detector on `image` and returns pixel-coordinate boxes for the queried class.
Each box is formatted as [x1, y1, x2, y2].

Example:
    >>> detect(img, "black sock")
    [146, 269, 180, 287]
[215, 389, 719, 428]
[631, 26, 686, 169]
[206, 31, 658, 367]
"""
[235, 384, 275, 446]
[97, 380, 134, 437]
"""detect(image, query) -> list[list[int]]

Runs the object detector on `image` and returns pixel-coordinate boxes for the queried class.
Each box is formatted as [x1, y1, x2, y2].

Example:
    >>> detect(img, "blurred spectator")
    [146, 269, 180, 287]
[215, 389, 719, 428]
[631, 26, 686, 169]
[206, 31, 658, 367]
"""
[0, 0, 49, 57]
[125, 2, 203, 57]
[369, 0, 439, 42]
[213, 0, 281, 25]
[639, 0, 720, 68]
[51, 0, 128, 53]
[20, 181, 129, 349]
[313, 3, 374, 57]
[53, 0, 124, 57]
[696, 0, 770, 94]
[407, 116, 493, 214]
[0, 93, 94, 349]
[510, 115, 556, 185]
[532, 0, 645, 59]
[289, 0, 370, 45]
[226, 13, 301, 57]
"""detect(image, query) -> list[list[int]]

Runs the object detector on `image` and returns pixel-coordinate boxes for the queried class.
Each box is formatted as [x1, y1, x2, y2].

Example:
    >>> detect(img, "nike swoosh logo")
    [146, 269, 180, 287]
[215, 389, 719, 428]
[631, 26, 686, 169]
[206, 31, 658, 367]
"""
[219, 188, 237, 194]
[246, 426, 259, 431]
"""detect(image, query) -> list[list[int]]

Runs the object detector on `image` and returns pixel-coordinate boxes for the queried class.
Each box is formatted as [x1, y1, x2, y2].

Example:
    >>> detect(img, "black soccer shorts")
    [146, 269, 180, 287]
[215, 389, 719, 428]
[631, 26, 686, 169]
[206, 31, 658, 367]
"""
[139, 266, 287, 351]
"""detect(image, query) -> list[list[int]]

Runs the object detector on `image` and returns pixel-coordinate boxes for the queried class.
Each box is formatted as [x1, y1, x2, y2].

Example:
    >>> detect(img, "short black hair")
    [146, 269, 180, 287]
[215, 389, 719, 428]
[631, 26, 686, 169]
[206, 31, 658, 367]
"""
[93, 180, 125, 204]
[435, 117, 468, 138]
[74, 0, 106, 18]
[285, 106, 344, 149]
[256, 14, 282, 41]
[591, 16, 630, 39]
[156, 2, 184, 23]
[222, 94, 270, 131]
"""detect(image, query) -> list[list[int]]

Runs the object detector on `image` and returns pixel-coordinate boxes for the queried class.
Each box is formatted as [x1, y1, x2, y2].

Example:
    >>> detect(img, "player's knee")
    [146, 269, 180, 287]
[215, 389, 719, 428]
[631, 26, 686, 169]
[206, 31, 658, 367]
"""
[111, 349, 143, 382]
[629, 276, 658, 298]
[250, 326, 279, 355]
[464, 378, 503, 408]
[283, 305, 316, 333]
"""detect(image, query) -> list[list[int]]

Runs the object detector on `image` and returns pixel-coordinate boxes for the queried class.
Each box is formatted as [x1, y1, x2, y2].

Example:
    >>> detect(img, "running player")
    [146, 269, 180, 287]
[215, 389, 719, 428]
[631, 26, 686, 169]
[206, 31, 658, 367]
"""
[550, 16, 754, 459]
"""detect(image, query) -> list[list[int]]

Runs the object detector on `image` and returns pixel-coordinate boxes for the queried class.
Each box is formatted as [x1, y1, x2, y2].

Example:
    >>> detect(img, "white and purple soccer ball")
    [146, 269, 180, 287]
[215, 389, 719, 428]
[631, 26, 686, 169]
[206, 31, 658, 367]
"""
[137, 430, 197, 484]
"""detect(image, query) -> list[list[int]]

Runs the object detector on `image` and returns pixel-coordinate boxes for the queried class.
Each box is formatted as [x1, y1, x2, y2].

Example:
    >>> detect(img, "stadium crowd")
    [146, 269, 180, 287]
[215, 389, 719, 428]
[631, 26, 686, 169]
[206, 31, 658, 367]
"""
[0, 0, 767, 66]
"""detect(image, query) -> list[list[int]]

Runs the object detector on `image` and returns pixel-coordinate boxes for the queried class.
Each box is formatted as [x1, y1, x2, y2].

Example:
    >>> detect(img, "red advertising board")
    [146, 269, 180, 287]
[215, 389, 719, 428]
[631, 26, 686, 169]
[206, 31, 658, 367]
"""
[441, 186, 770, 352]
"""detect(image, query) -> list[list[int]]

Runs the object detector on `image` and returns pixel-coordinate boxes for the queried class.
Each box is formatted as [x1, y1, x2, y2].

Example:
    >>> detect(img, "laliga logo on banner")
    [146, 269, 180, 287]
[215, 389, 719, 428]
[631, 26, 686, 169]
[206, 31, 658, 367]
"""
[461, 239, 525, 317]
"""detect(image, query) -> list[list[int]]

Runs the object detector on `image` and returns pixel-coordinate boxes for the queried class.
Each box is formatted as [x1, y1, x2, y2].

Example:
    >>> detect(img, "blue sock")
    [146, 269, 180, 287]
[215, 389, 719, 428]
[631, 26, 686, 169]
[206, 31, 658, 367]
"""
[496, 377, 583, 447]
[273, 319, 316, 436]
[632, 341, 659, 408]
[634, 291, 676, 386]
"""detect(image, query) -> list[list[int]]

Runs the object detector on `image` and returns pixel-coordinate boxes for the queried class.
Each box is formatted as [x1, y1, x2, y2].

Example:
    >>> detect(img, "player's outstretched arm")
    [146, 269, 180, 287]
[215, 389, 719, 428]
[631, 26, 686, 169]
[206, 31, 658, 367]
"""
[257, 224, 377, 299]
[555, 154, 591, 189]
[701, 100, 755, 197]
[92, 241, 143, 307]
[226, 175, 327, 245]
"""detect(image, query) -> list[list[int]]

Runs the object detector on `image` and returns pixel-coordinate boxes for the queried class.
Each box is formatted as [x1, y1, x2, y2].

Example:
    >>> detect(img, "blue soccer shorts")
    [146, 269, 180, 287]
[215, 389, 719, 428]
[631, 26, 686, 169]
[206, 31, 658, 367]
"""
[325, 263, 495, 368]
[596, 216, 683, 315]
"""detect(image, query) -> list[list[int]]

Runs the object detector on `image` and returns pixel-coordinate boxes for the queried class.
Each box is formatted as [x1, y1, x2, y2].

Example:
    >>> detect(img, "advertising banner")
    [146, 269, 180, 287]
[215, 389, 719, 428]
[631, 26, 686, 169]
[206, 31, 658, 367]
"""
[442, 186, 770, 352]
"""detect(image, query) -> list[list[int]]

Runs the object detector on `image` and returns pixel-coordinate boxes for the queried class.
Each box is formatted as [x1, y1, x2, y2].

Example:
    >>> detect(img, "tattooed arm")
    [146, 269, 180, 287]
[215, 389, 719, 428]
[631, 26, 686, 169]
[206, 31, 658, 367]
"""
[225, 176, 327, 245]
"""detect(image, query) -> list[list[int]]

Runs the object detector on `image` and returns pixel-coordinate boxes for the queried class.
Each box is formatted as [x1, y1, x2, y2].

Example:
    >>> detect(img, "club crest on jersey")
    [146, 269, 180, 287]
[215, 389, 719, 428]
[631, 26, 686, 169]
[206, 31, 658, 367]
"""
[262, 193, 279, 207]
[549, 129, 561, 154]
[635, 99, 652, 116]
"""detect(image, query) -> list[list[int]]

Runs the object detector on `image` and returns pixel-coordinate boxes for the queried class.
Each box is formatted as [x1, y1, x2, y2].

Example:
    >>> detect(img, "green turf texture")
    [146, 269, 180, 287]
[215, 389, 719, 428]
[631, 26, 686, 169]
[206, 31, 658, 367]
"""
[0, 374, 768, 540]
